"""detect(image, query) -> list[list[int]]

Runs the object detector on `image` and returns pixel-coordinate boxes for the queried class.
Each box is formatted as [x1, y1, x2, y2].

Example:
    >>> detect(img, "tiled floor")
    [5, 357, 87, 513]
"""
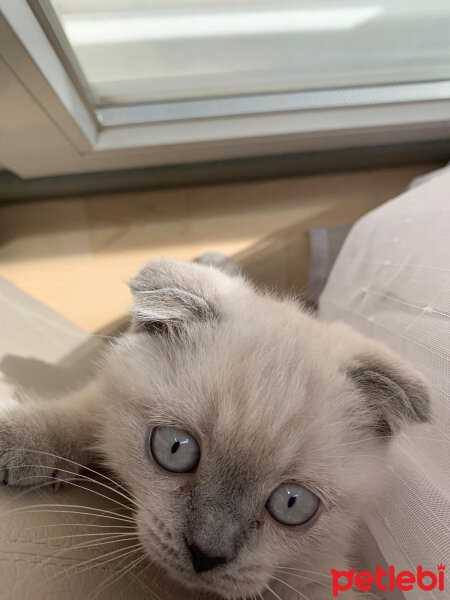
[0, 164, 439, 333]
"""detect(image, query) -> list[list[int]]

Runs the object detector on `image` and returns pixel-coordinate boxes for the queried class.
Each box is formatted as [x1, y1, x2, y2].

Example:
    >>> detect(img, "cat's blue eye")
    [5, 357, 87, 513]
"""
[149, 426, 200, 473]
[266, 483, 320, 526]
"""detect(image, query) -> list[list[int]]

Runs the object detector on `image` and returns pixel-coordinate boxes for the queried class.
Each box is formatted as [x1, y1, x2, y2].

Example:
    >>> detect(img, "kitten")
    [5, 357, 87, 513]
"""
[0, 258, 429, 599]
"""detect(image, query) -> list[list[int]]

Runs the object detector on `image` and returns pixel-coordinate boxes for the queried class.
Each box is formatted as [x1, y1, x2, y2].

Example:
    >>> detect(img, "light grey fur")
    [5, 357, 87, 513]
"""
[0, 258, 429, 599]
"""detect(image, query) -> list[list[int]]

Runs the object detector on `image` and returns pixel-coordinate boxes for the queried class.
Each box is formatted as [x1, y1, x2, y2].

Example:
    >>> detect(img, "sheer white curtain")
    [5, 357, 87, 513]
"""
[319, 169, 450, 599]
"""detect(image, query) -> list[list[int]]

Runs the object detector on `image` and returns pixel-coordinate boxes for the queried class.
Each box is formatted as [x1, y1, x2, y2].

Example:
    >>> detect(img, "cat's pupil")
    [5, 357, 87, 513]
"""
[171, 441, 180, 454]
[288, 495, 297, 508]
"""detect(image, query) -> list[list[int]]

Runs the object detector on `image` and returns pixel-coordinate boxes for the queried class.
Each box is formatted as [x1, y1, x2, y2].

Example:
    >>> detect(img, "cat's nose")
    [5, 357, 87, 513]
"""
[188, 543, 228, 573]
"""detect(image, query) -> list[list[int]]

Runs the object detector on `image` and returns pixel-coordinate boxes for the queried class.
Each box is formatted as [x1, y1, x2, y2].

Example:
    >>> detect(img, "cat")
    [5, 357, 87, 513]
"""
[0, 258, 429, 599]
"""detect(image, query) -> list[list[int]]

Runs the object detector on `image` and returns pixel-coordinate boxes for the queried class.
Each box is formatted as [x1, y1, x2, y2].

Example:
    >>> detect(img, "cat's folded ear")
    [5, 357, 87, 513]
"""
[331, 323, 431, 436]
[129, 258, 243, 334]
[345, 339, 430, 437]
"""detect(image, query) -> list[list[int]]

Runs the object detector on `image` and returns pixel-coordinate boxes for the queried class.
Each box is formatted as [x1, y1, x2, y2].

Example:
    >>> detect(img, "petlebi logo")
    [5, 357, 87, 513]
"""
[331, 564, 445, 597]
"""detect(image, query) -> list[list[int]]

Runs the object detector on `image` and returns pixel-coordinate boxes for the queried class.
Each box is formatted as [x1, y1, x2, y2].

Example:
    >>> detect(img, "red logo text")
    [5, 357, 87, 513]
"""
[331, 564, 445, 597]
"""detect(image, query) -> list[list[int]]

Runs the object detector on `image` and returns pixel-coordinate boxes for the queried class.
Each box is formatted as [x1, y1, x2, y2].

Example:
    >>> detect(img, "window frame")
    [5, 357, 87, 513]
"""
[1, 0, 450, 179]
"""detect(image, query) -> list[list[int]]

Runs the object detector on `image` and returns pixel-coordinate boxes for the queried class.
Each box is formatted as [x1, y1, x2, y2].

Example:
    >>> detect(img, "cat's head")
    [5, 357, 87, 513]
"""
[98, 258, 429, 599]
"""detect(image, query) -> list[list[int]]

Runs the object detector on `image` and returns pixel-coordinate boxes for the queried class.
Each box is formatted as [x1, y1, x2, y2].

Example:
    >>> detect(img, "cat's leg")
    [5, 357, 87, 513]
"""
[0, 380, 106, 487]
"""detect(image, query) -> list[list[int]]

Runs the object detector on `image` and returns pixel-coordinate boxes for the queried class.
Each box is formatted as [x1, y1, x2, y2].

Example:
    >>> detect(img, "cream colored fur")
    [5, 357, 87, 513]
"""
[0, 258, 429, 599]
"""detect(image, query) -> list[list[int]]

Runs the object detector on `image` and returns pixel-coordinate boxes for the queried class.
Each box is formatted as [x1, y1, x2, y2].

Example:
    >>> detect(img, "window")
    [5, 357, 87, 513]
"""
[0, 0, 449, 178]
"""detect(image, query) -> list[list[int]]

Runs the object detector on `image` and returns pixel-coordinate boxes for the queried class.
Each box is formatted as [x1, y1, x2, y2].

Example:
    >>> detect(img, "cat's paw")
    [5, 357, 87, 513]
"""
[0, 404, 81, 488]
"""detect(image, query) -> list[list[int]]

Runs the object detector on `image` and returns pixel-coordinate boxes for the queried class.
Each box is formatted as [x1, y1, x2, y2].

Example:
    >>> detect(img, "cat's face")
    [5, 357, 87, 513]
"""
[98, 259, 429, 599]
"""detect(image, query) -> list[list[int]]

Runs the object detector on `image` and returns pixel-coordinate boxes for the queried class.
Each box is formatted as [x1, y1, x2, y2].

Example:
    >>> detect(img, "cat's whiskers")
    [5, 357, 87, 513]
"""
[42, 530, 138, 543]
[12, 447, 142, 509]
[128, 560, 164, 600]
[272, 571, 330, 590]
[34, 542, 143, 593]
[271, 575, 312, 600]
[78, 542, 143, 574]
[264, 583, 284, 600]
[53, 534, 139, 557]
[0, 504, 135, 524]
[16, 521, 140, 594]
[2, 464, 137, 520]
[273, 566, 332, 580]
[12, 471, 133, 516]
[90, 553, 145, 600]
[87, 547, 148, 600]
[16, 531, 142, 598]
[27, 522, 136, 532]
[5, 481, 134, 539]
[13, 486, 135, 524]
[6, 457, 139, 512]
[37, 534, 141, 567]
[3, 475, 74, 500]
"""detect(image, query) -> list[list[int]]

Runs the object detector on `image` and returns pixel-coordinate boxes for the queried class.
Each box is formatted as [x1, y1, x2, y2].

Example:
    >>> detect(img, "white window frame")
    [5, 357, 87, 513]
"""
[1, 0, 450, 179]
